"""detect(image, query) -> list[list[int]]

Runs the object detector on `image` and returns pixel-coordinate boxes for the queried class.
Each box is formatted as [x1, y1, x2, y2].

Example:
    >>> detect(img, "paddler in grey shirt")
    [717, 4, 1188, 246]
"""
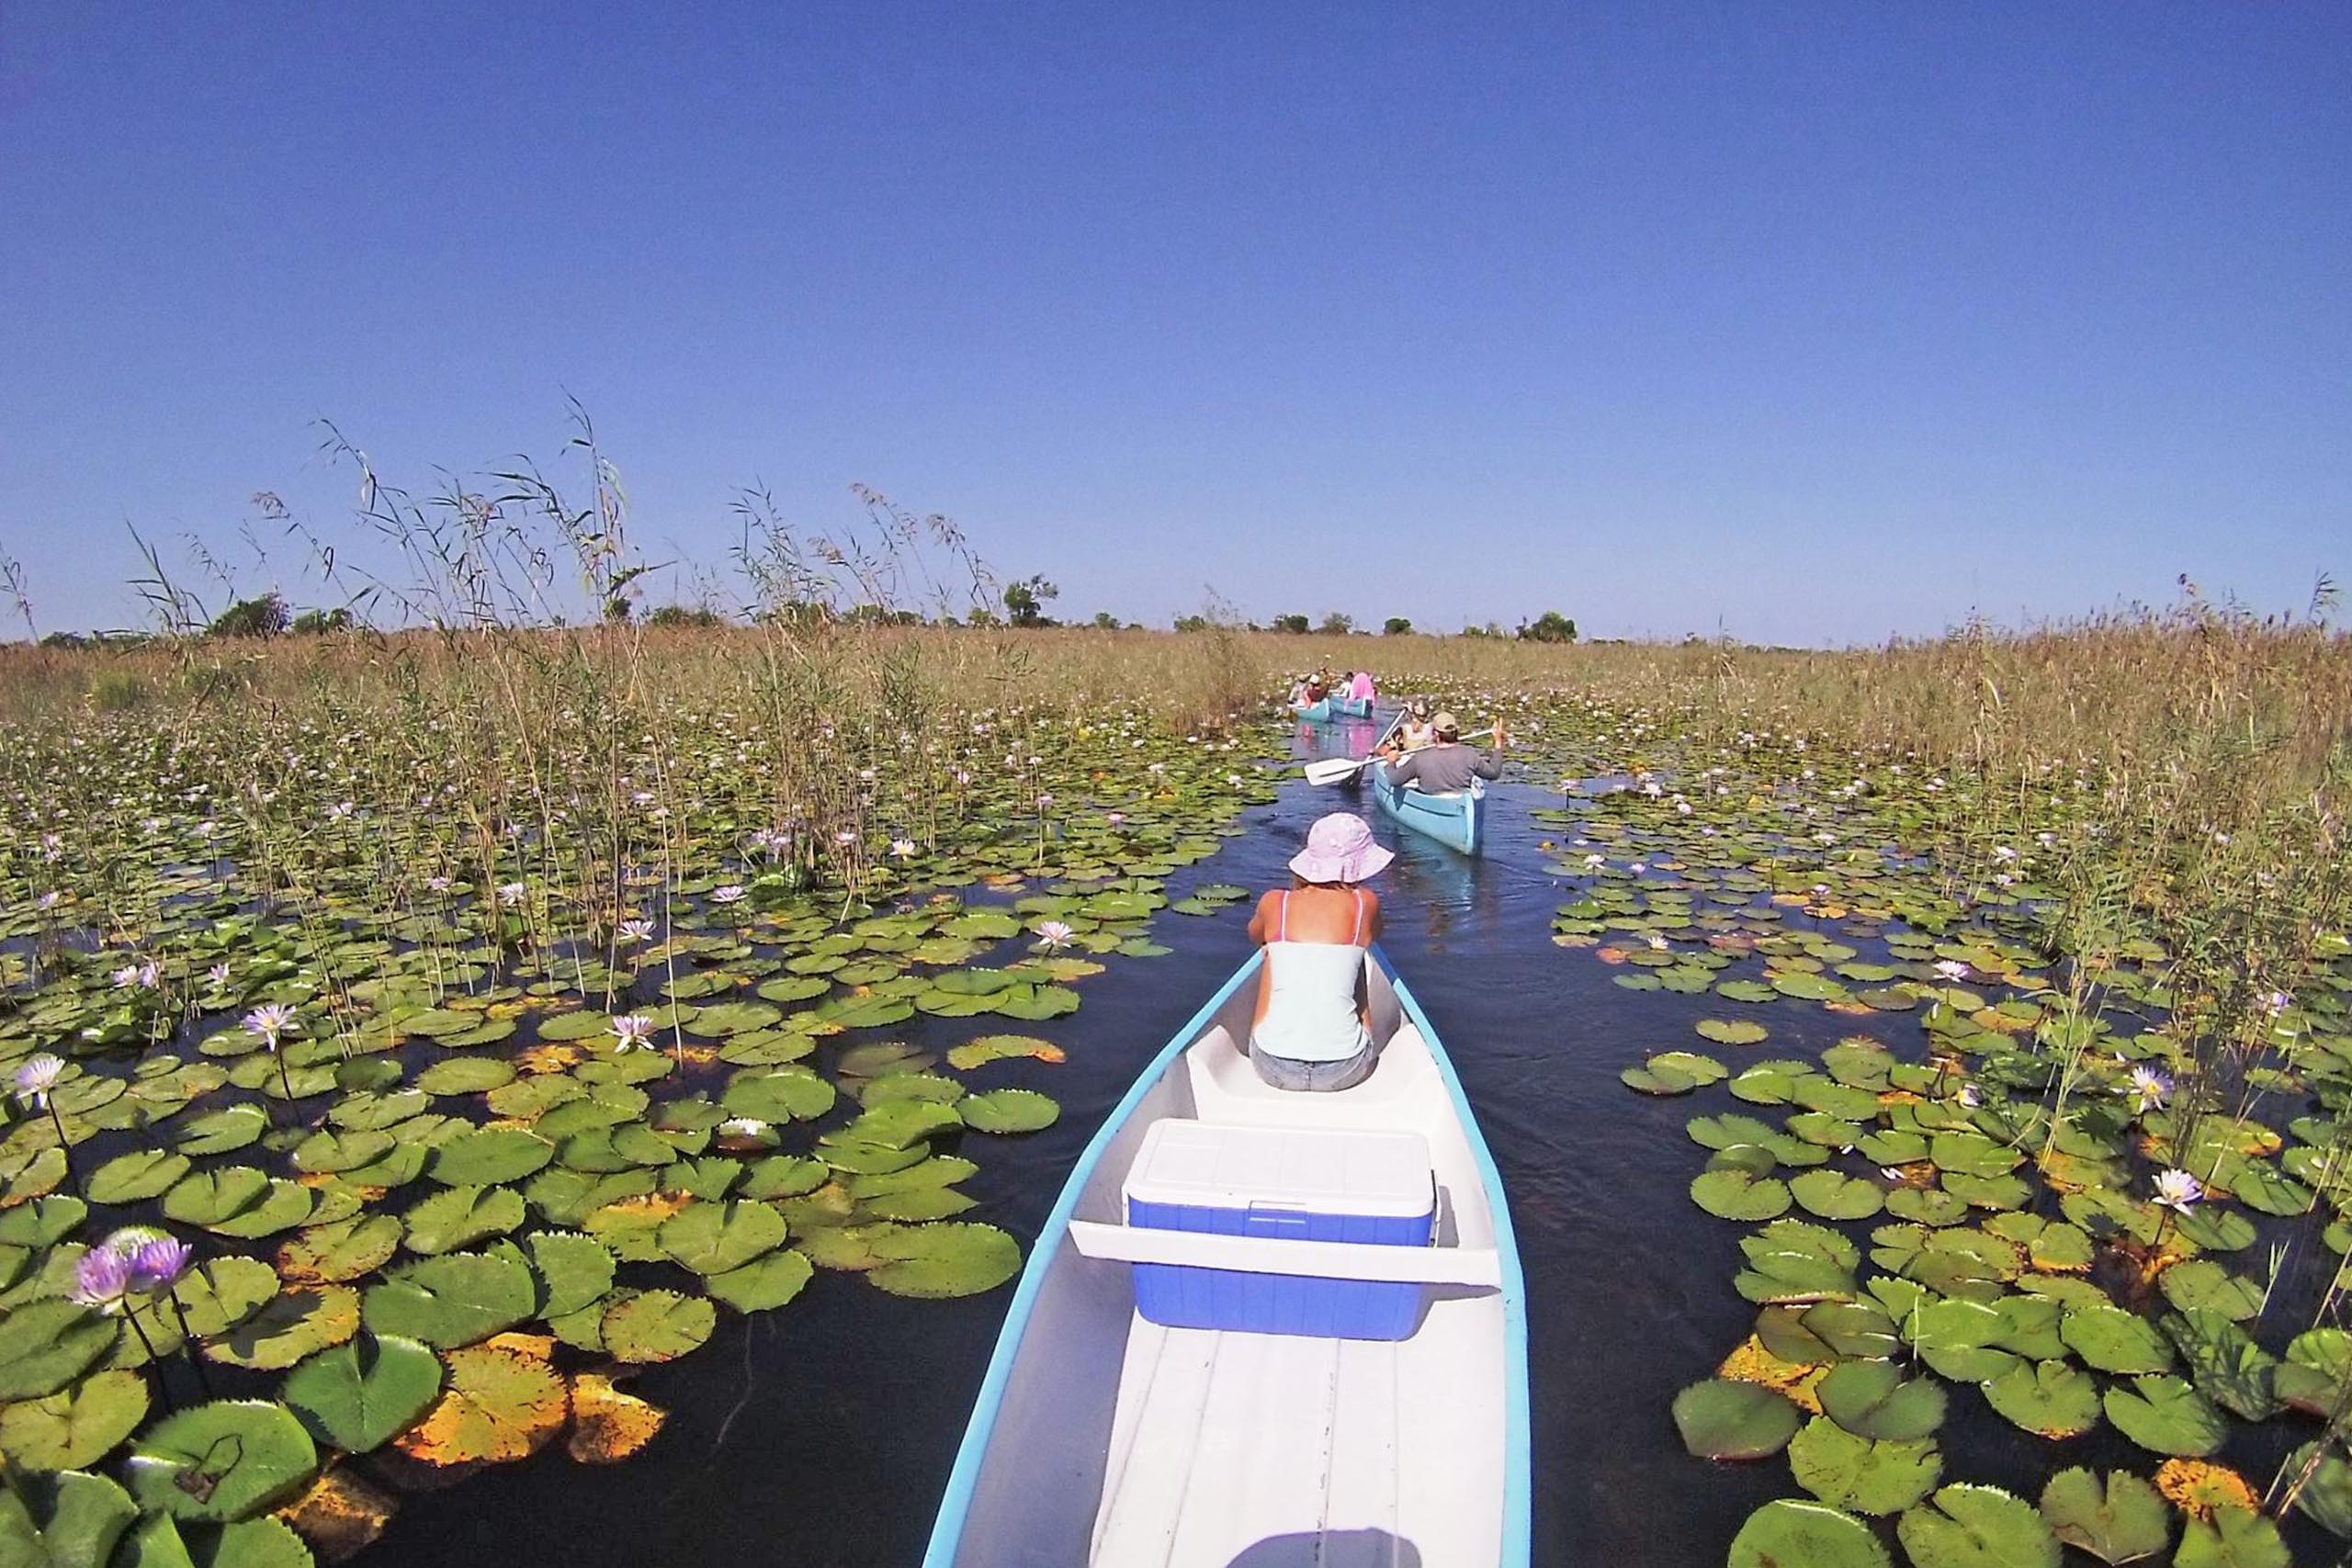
[1376, 711, 1508, 793]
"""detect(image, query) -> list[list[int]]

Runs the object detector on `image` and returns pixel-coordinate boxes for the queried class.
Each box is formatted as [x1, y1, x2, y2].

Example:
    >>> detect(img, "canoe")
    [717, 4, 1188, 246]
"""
[1371, 766, 1487, 855]
[924, 950, 1530, 1568]
[1292, 695, 1374, 722]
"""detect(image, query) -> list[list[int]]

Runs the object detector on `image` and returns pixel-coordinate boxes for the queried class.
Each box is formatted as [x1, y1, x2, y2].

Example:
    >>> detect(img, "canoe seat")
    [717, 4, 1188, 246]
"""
[1069, 1221, 1501, 1289]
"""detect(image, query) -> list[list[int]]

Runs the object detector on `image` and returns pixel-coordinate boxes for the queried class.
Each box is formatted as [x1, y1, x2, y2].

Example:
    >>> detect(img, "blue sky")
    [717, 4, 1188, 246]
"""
[2, 3, 2345, 645]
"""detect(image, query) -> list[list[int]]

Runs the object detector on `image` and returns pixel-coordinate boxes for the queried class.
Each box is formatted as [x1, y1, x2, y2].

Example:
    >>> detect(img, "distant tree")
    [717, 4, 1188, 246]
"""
[1003, 575, 1059, 628]
[290, 607, 355, 636]
[1271, 614, 1311, 635]
[1460, 620, 1506, 639]
[1383, 616, 1413, 637]
[964, 604, 1001, 628]
[645, 604, 723, 629]
[207, 592, 288, 639]
[40, 631, 91, 650]
[1517, 611, 1577, 644]
[1317, 611, 1354, 636]
[603, 597, 633, 623]
[1172, 613, 1210, 633]
[1091, 611, 1120, 630]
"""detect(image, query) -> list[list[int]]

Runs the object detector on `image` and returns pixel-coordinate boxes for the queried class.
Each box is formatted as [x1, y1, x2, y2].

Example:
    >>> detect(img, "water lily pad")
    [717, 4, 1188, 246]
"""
[2038, 1467, 2171, 1564]
[1787, 1416, 1940, 1515]
[1790, 1169, 1884, 1221]
[721, 1068, 835, 1123]
[395, 1339, 568, 1466]
[659, 1201, 787, 1275]
[1697, 1018, 1770, 1046]
[0, 1300, 118, 1399]
[2062, 1303, 2175, 1375]
[280, 1333, 444, 1452]
[1818, 1359, 1947, 1441]
[2162, 1309, 2280, 1420]
[1672, 1377, 1801, 1459]
[278, 1214, 403, 1284]
[125, 1399, 319, 1521]
[426, 1128, 553, 1186]
[174, 1256, 281, 1338]
[1691, 1168, 1792, 1222]
[707, 1249, 816, 1312]
[0, 1468, 140, 1568]
[362, 1251, 537, 1348]
[1897, 1483, 2060, 1568]
[414, 1058, 516, 1095]
[518, 1231, 616, 1318]
[1726, 1498, 1890, 1568]
[1983, 1359, 2102, 1438]
[2103, 1375, 2227, 1456]
[601, 1288, 716, 1362]
[2158, 1261, 2265, 1322]
[403, 1185, 527, 1255]
[205, 1285, 361, 1371]
[85, 1149, 193, 1204]
[2173, 1507, 2288, 1568]
[863, 1222, 1021, 1298]
[567, 1371, 667, 1465]
[0, 1367, 150, 1470]
[958, 1089, 1060, 1134]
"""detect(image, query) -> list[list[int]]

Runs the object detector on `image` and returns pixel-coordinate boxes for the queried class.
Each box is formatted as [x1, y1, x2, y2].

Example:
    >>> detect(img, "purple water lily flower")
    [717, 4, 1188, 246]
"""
[71, 1247, 138, 1314]
[128, 1235, 194, 1294]
[2129, 1066, 2173, 1113]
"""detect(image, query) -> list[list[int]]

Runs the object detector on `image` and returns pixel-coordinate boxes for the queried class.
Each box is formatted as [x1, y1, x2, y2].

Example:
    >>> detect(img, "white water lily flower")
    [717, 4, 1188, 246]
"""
[2153, 1168, 2204, 1212]
[610, 1014, 657, 1053]
[1035, 920, 1076, 951]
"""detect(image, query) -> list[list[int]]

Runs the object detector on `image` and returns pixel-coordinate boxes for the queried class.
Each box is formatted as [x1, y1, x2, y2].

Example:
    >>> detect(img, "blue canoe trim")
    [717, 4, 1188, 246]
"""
[922, 947, 1532, 1568]
[1372, 767, 1487, 855]
[1376, 947, 1532, 1568]
[922, 953, 1266, 1568]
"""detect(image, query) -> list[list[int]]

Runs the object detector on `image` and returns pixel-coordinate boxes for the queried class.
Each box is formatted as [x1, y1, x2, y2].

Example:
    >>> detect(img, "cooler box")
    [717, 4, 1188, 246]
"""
[1123, 1121, 1436, 1340]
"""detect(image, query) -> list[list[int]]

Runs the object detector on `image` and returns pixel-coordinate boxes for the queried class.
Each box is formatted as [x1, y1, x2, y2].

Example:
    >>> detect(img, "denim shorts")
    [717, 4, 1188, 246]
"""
[1250, 1036, 1379, 1092]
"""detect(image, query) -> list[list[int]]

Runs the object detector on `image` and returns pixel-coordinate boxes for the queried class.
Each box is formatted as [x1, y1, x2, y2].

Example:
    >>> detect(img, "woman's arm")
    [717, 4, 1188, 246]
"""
[1246, 890, 1280, 947]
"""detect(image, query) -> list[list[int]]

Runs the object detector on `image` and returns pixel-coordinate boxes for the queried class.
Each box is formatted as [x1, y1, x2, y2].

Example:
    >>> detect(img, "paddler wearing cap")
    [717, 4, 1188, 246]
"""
[1376, 709, 1508, 791]
[1395, 697, 1440, 750]
[1242, 812, 1394, 1091]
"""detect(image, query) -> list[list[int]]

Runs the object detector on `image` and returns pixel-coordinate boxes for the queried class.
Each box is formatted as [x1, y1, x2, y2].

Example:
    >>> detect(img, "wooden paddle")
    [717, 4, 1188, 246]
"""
[1302, 710, 1404, 785]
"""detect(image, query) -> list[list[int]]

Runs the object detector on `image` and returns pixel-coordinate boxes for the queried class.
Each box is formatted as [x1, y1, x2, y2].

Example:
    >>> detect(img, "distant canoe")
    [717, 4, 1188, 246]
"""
[923, 950, 1530, 1568]
[1292, 695, 1374, 722]
[1371, 767, 1487, 855]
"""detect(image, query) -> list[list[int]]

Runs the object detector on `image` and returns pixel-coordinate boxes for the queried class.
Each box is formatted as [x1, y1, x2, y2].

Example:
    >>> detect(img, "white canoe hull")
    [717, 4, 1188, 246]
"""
[925, 950, 1532, 1568]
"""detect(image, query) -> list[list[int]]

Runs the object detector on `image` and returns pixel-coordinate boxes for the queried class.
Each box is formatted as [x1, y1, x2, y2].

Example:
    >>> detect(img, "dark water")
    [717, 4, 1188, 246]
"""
[379, 743, 2326, 1564]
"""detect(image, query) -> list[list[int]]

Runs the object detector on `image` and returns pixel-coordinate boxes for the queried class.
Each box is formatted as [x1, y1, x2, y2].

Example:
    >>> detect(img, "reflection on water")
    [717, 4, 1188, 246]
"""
[376, 775, 1801, 1567]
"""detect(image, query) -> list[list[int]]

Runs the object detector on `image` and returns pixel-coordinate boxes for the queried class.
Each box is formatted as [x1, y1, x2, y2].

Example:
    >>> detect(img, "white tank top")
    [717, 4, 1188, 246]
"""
[1253, 890, 1373, 1063]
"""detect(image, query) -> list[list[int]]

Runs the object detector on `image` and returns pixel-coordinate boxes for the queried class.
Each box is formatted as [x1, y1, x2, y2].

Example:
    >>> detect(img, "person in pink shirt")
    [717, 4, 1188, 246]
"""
[1348, 670, 1376, 704]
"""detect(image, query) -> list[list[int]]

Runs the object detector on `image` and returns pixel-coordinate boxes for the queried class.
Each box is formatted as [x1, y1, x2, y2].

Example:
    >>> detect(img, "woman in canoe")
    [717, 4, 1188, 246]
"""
[1396, 697, 1439, 750]
[1244, 812, 1391, 1090]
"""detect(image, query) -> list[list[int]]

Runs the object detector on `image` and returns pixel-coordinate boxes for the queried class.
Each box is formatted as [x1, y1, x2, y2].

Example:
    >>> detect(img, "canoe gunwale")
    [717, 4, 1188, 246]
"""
[923, 947, 1531, 1567]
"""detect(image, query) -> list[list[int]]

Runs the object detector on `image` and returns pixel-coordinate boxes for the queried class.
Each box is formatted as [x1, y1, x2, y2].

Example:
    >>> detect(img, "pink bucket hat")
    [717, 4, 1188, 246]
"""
[1290, 812, 1395, 884]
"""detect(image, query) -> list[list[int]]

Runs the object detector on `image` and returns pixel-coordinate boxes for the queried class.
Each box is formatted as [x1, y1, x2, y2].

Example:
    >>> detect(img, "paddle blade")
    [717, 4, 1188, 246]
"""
[1303, 756, 1365, 785]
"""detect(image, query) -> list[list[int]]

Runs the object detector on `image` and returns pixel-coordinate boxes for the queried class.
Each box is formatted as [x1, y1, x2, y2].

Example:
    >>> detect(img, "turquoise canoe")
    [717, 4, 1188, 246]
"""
[1292, 695, 1374, 722]
[1372, 767, 1487, 855]
[922, 949, 1531, 1568]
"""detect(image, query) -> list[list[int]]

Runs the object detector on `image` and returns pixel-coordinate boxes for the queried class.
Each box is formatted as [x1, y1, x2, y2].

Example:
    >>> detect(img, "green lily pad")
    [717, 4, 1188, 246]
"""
[426, 1128, 554, 1186]
[279, 1332, 444, 1452]
[1982, 1359, 2101, 1438]
[707, 1249, 816, 1313]
[1818, 1359, 1946, 1441]
[277, 1214, 403, 1283]
[0, 1300, 118, 1399]
[518, 1231, 616, 1318]
[2102, 1375, 2227, 1456]
[0, 1367, 150, 1470]
[361, 1250, 537, 1348]
[2038, 1467, 2171, 1564]
[85, 1150, 193, 1204]
[1790, 1169, 1885, 1221]
[863, 1222, 1021, 1298]
[2061, 1303, 2175, 1375]
[1726, 1498, 1890, 1568]
[1897, 1483, 2059, 1568]
[403, 1185, 527, 1255]
[0, 1468, 140, 1568]
[125, 1399, 319, 1521]
[601, 1288, 716, 1363]
[414, 1057, 516, 1095]
[660, 1201, 788, 1275]
[2173, 1508, 2288, 1568]
[1671, 1378, 1802, 1460]
[1691, 1168, 1792, 1222]
[958, 1089, 1060, 1134]
[721, 1068, 836, 1123]
[1787, 1416, 1940, 1515]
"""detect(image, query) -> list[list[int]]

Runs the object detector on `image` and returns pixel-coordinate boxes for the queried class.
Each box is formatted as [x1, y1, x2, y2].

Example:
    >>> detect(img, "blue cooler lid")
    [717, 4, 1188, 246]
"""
[1123, 1122, 1433, 1220]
